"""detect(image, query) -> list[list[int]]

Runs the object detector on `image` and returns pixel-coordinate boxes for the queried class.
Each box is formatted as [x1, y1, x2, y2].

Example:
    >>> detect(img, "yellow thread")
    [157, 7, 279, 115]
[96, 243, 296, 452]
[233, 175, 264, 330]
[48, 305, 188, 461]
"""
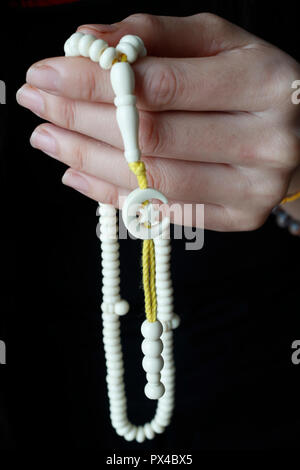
[280, 190, 300, 205]
[129, 161, 157, 322]
[121, 54, 128, 62]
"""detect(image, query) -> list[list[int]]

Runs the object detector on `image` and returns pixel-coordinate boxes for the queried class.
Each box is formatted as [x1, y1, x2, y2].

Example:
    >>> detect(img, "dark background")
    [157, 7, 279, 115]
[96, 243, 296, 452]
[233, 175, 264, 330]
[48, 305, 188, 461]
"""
[1, 0, 300, 453]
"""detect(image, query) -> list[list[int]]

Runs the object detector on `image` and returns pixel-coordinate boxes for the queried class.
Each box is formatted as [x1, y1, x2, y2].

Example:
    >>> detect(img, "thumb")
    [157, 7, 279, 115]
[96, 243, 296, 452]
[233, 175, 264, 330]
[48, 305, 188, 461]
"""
[77, 12, 255, 58]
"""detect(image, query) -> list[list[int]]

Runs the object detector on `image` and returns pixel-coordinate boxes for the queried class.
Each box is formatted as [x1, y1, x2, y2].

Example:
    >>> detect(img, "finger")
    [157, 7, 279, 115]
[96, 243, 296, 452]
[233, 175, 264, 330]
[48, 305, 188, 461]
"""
[61, 168, 227, 230]
[17, 85, 292, 168]
[25, 48, 276, 112]
[77, 12, 254, 58]
[30, 122, 249, 208]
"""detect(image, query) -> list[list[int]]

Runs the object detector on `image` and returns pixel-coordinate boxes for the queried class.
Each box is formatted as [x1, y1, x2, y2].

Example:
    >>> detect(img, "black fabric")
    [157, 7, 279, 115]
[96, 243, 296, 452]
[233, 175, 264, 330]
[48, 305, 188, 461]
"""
[1, 0, 300, 452]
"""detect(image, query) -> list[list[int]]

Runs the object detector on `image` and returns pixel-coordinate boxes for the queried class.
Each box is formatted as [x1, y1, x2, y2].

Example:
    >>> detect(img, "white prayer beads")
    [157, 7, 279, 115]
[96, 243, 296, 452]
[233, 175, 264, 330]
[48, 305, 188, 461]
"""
[63, 31, 179, 443]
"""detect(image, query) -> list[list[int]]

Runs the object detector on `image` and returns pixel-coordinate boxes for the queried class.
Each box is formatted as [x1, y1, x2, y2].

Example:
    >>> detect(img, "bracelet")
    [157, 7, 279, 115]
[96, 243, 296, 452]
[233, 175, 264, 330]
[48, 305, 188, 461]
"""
[272, 206, 300, 236]
[64, 32, 179, 443]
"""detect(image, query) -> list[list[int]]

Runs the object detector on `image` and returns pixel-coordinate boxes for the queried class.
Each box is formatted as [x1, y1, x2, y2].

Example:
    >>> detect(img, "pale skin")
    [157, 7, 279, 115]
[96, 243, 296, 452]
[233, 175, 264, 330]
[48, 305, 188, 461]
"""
[16, 13, 300, 230]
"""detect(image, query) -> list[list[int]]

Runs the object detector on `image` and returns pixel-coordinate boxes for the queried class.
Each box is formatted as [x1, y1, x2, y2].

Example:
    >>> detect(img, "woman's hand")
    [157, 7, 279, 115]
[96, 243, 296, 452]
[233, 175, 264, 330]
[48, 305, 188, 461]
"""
[16, 13, 300, 230]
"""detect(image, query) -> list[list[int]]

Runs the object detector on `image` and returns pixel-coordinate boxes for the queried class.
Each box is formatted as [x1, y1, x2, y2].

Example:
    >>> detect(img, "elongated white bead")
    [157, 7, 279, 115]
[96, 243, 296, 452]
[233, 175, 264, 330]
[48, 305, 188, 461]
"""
[110, 62, 140, 162]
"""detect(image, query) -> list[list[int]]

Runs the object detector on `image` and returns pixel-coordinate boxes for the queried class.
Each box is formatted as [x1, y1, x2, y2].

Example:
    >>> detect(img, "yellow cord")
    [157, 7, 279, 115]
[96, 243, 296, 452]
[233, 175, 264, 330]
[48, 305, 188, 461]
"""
[129, 161, 157, 323]
[280, 190, 300, 205]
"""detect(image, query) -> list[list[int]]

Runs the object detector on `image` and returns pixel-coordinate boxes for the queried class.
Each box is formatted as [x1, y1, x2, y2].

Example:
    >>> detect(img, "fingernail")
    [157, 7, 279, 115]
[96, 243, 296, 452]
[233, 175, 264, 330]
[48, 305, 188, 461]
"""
[62, 171, 89, 194]
[30, 128, 57, 155]
[77, 23, 118, 33]
[16, 85, 44, 115]
[26, 64, 60, 92]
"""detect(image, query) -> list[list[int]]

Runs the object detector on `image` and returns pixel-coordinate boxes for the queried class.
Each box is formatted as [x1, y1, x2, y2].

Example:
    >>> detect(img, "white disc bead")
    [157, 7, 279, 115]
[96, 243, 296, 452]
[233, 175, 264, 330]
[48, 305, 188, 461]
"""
[89, 38, 108, 61]
[78, 34, 96, 56]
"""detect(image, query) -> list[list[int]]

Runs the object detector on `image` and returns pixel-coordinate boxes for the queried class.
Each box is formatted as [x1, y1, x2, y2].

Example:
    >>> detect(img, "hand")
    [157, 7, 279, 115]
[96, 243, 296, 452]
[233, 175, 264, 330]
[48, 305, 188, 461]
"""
[16, 13, 300, 230]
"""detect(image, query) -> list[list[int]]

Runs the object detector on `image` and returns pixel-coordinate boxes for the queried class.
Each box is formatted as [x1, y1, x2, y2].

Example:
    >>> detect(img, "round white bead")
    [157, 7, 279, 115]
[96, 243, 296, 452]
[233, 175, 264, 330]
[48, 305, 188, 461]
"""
[141, 320, 163, 340]
[78, 34, 96, 57]
[142, 356, 164, 373]
[114, 299, 130, 316]
[172, 314, 181, 329]
[89, 38, 108, 61]
[142, 339, 163, 357]
[100, 46, 117, 70]
[145, 382, 165, 400]
[64, 32, 84, 56]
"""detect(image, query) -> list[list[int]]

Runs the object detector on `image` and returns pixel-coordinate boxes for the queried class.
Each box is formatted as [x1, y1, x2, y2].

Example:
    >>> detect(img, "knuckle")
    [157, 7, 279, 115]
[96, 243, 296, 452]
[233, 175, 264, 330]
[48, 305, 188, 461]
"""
[225, 207, 267, 232]
[72, 142, 88, 172]
[196, 12, 224, 27]
[124, 13, 159, 30]
[144, 64, 180, 109]
[139, 112, 162, 155]
[143, 157, 168, 195]
[61, 99, 77, 130]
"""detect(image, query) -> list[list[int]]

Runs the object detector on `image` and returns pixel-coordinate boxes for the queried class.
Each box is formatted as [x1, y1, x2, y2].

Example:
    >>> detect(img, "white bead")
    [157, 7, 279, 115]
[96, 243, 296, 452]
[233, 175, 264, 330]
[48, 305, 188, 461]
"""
[150, 419, 165, 434]
[107, 367, 124, 377]
[102, 285, 120, 296]
[157, 305, 174, 314]
[101, 259, 120, 270]
[158, 297, 173, 306]
[156, 271, 171, 281]
[102, 268, 120, 278]
[142, 339, 163, 357]
[103, 278, 120, 287]
[100, 46, 117, 70]
[141, 320, 163, 340]
[64, 32, 84, 56]
[144, 422, 155, 440]
[102, 312, 119, 323]
[114, 299, 130, 316]
[142, 356, 164, 373]
[146, 372, 161, 384]
[99, 204, 116, 216]
[172, 314, 181, 329]
[89, 38, 108, 61]
[156, 287, 173, 297]
[110, 62, 141, 163]
[124, 425, 137, 441]
[78, 34, 96, 57]
[155, 245, 171, 255]
[101, 243, 119, 253]
[101, 250, 119, 260]
[136, 426, 146, 443]
[116, 42, 138, 63]
[116, 422, 131, 436]
[119, 35, 147, 57]
[156, 263, 170, 273]
[106, 374, 122, 385]
[145, 382, 165, 400]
